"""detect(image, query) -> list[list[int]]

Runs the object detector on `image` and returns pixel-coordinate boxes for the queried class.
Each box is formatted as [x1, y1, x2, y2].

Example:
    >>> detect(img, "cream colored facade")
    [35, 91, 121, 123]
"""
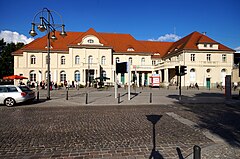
[157, 50, 234, 87]
[13, 31, 235, 88]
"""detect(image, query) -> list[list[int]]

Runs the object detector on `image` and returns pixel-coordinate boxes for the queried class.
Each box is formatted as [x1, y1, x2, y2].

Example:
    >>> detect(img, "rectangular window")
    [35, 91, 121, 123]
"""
[207, 54, 211, 61]
[31, 56, 36, 64]
[222, 54, 226, 62]
[152, 60, 156, 66]
[190, 54, 195, 61]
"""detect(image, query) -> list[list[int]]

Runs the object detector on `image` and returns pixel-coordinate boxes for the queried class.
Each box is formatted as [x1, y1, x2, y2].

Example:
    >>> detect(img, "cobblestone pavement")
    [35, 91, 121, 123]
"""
[0, 87, 239, 159]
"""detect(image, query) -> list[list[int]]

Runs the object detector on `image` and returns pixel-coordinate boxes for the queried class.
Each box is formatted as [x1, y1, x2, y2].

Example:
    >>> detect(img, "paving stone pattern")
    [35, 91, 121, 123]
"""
[0, 105, 213, 159]
[0, 87, 240, 159]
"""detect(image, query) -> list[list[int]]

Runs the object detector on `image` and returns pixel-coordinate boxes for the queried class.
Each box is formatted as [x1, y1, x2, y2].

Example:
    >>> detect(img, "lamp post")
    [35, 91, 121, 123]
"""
[29, 8, 67, 100]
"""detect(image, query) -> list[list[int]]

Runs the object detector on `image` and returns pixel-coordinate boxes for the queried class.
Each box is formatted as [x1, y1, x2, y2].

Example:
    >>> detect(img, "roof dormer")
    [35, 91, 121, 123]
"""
[197, 34, 219, 50]
[197, 43, 219, 50]
[127, 47, 135, 51]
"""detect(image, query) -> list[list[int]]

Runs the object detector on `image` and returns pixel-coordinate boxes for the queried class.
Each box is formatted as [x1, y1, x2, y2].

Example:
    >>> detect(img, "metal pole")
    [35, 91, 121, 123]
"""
[193, 145, 201, 159]
[128, 62, 131, 100]
[115, 70, 118, 98]
[150, 93, 152, 103]
[179, 75, 182, 100]
[46, 12, 51, 100]
[118, 93, 120, 104]
[85, 93, 88, 104]
[66, 88, 68, 100]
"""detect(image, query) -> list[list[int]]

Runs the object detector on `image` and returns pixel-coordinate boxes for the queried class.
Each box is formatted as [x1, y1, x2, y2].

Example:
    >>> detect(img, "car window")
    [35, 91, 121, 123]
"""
[19, 86, 31, 92]
[7, 87, 18, 92]
[0, 87, 8, 92]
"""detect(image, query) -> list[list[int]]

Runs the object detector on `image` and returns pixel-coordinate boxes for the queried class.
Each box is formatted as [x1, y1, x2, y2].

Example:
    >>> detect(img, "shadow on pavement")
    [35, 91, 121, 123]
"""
[146, 114, 164, 159]
[172, 92, 240, 147]
[176, 147, 184, 159]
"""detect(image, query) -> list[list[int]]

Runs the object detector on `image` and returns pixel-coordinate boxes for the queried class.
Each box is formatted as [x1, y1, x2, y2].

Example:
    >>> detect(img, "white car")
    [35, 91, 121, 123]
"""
[0, 85, 35, 107]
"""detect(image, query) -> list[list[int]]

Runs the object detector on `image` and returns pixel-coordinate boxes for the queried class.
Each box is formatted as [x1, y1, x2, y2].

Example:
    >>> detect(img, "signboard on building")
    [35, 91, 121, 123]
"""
[149, 74, 160, 87]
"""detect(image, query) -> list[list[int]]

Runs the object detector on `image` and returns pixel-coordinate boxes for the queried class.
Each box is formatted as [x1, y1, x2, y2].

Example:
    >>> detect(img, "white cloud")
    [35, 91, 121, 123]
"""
[0, 30, 34, 44]
[148, 33, 181, 42]
[235, 46, 240, 53]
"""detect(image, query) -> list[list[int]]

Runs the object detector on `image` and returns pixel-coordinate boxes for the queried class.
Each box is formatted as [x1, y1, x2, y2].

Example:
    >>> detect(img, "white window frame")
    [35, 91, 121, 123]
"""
[30, 70, 36, 81]
[75, 55, 80, 64]
[74, 70, 80, 82]
[101, 56, 106, 65]
[30, 55, 36, 64]
[222, 54, 226, 62]
[61, 56, 66, 65]
[190, 54, 195, 61]
[129, 57, 132, 65]
[60, 71, 66, 82]
[88, 55, 93, 65]
[206, 54, 211, 61]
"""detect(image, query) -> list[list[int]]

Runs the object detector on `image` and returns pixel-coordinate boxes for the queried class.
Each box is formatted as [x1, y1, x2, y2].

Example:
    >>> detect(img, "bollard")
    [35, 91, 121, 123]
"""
[37, 90, 39, 101]
[150, 93, 152, 103]
[193, 145, 201, 159]
[118, 93, 120, 104]
[85, 93, 88, 104]
[66, 89, 68, 100]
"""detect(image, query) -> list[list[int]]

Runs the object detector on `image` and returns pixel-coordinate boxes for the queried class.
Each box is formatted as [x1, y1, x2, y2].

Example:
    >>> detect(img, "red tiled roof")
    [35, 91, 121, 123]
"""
[12, 31, 82, 55]
[99, 32, 149, 53]
[164, 31, 234, 58]
[13, 29, 234, 56]
[140, 41, 173, 58]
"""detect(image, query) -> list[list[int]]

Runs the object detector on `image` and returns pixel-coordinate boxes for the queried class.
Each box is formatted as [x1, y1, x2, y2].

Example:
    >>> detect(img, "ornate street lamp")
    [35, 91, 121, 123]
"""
[29, 8, 67, 100]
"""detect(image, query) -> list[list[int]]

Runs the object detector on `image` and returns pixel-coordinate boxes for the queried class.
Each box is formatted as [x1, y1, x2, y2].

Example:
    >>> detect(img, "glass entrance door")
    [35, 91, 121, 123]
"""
[206, 78, 211, 89]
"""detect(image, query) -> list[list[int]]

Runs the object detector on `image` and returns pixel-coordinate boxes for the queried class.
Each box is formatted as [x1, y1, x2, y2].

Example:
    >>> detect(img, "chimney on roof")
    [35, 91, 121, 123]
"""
[202, 32, 207, 35]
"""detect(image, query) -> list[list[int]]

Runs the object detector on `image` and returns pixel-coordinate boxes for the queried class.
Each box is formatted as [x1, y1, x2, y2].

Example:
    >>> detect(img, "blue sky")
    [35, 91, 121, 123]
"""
[0, 0, 240, 51]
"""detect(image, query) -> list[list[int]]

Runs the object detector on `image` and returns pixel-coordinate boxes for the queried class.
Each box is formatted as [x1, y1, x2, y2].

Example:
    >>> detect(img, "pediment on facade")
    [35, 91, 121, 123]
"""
[78, 35, 103, 46]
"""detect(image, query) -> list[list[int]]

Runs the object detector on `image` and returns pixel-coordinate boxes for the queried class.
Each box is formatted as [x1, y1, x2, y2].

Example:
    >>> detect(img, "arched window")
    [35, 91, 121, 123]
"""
[129, 57, 132, 65]
[101, 56, 106, 65]
[221, 69, 227, 86]
[30, 70, 36, 81]
[141, 57, 145, 65]
[116, 57, 120, 63]
[74, 70, 80, 82]
[30, 55, 36, 64]
[61, 56, 66, 65]
[88, 55, 93, 64]
[75, 55, 80, 64]
[60, 71, 66, 82]
[190, 68, 196, 82]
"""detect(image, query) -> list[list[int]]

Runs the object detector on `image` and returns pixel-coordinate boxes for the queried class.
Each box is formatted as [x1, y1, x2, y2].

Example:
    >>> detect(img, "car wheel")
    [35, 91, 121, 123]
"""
[4, 98, 15, 107]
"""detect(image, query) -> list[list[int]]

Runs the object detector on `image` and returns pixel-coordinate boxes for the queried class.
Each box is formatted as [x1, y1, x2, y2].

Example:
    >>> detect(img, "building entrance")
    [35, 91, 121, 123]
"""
[86, 70, 94, 87]
[206, 78, 211, 89]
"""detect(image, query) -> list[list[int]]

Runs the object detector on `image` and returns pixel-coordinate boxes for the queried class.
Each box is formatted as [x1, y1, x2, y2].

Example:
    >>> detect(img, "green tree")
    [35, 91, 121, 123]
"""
[0, 38, 24, 79]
